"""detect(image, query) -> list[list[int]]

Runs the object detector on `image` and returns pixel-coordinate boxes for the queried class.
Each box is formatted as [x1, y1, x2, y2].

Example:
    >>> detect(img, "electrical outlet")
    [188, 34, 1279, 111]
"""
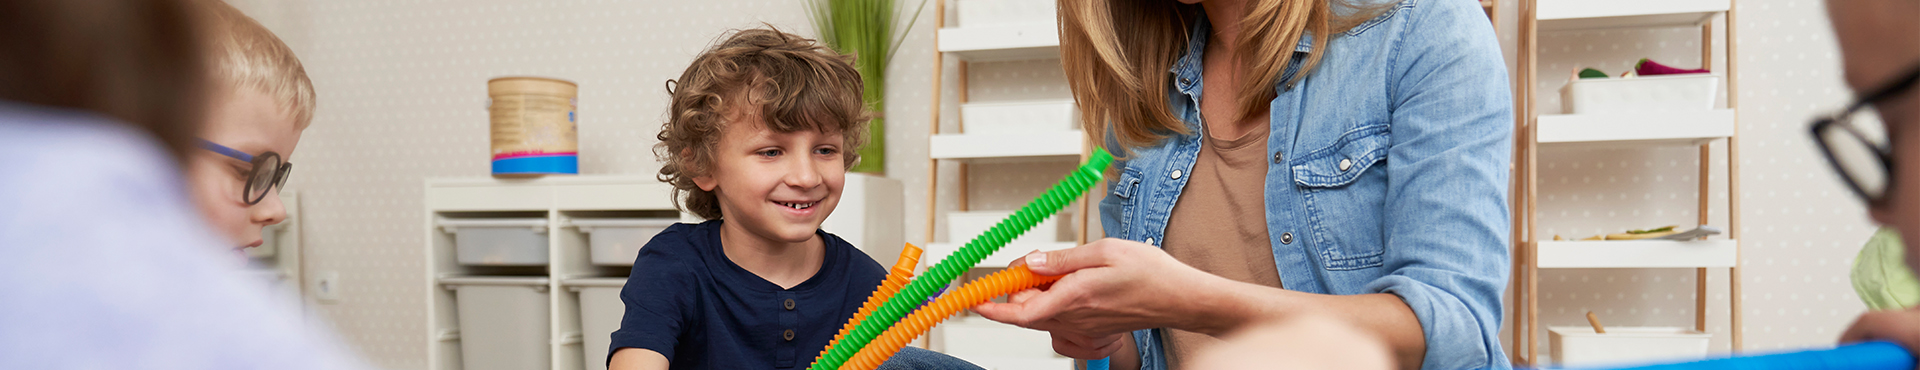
[313, 270, 340, 303]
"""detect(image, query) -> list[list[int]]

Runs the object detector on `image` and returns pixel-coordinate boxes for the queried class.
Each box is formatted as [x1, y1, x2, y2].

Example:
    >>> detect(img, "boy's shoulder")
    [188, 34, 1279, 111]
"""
[630, 220, 718, 273]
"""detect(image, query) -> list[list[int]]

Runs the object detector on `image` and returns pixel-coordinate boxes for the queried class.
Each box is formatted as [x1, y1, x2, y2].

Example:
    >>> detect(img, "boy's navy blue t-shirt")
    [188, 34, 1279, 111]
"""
[608, 219, 886, 369]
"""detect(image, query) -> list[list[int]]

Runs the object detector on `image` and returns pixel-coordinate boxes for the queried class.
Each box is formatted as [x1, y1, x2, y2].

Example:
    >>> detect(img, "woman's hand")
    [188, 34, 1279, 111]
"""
[1840, 308, 1920, 362]
[974, 238, 1246, 359]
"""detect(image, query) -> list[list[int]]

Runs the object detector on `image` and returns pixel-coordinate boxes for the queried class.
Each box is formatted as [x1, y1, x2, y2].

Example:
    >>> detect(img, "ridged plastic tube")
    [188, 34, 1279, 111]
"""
[808, 147, 1113, 370]
[841, 265, 1063, 370]
[815, 243, 923, 364]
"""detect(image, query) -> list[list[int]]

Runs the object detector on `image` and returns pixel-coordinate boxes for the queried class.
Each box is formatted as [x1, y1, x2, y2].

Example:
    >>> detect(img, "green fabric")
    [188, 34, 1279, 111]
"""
[1853, 227, 1920, 310]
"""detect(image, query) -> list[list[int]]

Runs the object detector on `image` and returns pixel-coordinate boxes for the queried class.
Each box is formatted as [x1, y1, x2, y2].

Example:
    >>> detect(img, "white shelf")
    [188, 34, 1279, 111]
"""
[960, 100, 1077, 135]
[425, 176, 677, 211]
[1536, 109, 1734, 147]
[929, 130, 1085, 162]
[936, 23, 1060, 62]
[1538, 0, 1727, 31]
[925, 241, 1075, 269]
[1536, 239, 1738, 268]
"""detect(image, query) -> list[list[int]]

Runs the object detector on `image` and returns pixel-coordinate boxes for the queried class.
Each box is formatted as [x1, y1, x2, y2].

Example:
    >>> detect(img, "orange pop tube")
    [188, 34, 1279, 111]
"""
[840, 265, 1063, 370]
[815, 243, 924, 364]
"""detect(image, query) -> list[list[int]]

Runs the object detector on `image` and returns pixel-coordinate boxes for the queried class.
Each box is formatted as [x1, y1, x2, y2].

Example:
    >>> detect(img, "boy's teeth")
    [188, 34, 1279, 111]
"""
[781, 202, 814, 210]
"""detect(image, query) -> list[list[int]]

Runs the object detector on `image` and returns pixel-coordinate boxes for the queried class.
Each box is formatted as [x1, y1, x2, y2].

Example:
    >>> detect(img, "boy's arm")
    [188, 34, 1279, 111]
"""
[608, 348, 669, 370]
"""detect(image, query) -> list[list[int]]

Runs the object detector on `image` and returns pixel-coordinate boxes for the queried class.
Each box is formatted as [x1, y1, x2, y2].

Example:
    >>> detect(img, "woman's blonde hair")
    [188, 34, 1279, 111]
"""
[1058, 0, 1386, 153]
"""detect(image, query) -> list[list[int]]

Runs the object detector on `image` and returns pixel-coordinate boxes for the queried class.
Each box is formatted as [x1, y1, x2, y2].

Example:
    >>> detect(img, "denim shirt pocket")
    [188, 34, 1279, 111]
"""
[1290, 124, 1391, 270]
[1101, 166, 1144, 240]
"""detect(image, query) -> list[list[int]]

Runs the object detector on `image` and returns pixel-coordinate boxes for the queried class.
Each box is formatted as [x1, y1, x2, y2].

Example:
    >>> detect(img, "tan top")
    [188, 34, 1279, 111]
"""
[1159, 126, 1281, 370]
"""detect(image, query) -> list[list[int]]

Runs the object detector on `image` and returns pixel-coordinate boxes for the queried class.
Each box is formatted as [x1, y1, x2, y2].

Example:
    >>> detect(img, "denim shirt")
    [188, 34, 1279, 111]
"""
[1098, 0, 1513, 369]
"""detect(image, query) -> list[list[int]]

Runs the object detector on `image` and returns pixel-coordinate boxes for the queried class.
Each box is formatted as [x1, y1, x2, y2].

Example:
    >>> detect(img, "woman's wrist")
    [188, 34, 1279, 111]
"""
[1175, 272, 1303, 337]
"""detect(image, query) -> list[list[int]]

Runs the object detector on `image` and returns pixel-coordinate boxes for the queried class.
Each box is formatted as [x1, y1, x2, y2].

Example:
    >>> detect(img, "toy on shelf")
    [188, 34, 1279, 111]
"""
[808, 147, 1114, 370]
[1582, 341, 1913, 370]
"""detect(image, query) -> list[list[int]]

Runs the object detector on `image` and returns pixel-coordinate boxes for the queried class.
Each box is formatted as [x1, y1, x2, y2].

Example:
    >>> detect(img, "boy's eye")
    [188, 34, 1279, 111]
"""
[814, 147, 839, 156]
[757, 149, 783, 157]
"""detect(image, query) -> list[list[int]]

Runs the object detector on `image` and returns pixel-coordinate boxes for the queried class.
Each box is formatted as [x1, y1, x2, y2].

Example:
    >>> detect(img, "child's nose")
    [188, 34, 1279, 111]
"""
[251, 187, 289, 227]
[783, 158, 823, 188]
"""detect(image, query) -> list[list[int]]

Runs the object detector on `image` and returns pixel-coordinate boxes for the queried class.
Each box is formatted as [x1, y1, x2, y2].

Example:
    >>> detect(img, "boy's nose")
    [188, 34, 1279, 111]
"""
[252, 187, 289, 227]
[783, 159, 823, 188]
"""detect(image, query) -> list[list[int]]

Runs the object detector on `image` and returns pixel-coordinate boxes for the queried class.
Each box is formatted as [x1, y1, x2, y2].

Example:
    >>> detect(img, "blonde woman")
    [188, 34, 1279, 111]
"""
[973, 0, 1512, 369]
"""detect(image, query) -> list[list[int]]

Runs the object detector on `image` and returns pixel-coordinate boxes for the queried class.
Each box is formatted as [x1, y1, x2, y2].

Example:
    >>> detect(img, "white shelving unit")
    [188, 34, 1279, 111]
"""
[1535, 110, 1735, 146]
[423, 176, 682, 370]
[936, 23, 1060, 62]
[924, 0, 1088, 368]
[422, 174, 905, 370]
[1512, 0, 1741, 366]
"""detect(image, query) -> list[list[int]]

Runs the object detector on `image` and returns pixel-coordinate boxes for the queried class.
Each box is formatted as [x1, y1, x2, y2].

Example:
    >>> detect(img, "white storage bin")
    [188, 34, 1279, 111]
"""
[948, 211, 1059, 245]
[1560, 74, 1719, 114]
[956, 0, 1057, 27]
[1549, 326, 1710, 367]
[442, 277, 552, 370]
[959, 100, 1077, 135]
[568, 278, 627, 370]
[439, 218, 550, 266]
[572, 218, 677, 266]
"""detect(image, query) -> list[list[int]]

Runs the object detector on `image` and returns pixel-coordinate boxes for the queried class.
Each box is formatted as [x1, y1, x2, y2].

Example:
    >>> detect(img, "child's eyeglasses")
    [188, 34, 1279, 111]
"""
[196, 139, 293, 205]
[1810, 64, 1920, 206]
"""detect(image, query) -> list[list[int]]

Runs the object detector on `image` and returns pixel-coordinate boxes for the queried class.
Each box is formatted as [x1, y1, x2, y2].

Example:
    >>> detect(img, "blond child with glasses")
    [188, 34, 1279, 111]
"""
[183, 0, 316, 251]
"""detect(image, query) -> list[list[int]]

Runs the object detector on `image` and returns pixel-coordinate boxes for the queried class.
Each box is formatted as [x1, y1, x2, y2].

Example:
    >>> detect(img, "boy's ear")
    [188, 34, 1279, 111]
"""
[687, 148, 719, 191]
[694, 174, 718, 192]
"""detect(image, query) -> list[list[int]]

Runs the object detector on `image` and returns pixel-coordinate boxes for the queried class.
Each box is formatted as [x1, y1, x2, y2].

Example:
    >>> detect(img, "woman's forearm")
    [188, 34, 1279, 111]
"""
[1187, 277, 1427, 370]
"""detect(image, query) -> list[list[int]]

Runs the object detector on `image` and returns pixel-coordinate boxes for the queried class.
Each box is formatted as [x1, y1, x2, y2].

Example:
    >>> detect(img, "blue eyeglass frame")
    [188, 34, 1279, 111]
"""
[196, 139, 293, 205]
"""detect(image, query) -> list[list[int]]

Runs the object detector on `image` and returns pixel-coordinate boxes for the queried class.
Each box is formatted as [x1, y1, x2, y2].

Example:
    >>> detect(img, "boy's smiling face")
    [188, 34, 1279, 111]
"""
[694, 108, 847, 246]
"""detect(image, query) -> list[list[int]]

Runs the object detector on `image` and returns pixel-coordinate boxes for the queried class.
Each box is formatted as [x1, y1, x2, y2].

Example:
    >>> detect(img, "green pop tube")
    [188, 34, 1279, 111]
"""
[809, 147, 1113, 370]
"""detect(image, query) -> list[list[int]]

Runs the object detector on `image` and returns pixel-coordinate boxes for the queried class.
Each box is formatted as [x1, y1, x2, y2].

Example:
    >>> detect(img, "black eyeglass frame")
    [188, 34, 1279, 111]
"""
[197, 139, 294, 206]
[1810, 64, 1920, 206]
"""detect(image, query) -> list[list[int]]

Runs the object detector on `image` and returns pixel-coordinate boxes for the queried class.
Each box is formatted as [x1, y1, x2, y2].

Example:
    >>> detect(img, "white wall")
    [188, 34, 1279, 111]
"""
[228, 0, 1872, 368]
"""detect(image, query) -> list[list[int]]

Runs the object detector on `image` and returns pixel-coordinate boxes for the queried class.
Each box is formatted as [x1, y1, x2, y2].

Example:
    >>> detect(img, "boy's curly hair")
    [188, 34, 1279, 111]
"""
[656, 27, 870, 220]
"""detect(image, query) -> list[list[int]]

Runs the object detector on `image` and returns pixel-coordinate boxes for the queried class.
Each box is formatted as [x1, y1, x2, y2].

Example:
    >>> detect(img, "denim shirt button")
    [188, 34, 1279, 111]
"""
[1146, 237, 1156, 246]
[1272, 151, 1284, 164]
[1280, 232, 1294, 244]
[1170, 169, 1183, 179]
[1338, 158, 1353, 172]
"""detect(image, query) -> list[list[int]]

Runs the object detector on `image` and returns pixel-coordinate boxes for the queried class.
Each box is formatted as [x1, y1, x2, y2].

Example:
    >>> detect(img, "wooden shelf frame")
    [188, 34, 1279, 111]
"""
[1511, 0, 1742, 366]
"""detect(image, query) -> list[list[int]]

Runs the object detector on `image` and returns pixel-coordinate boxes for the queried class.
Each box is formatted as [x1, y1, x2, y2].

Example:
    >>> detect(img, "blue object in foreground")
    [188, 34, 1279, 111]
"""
[1592, 341, 1912, 370]
[1086, 358, 1109, 370]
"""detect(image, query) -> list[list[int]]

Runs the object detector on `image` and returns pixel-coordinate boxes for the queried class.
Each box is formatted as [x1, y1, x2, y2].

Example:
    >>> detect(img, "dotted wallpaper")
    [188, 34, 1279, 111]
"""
[225, 0, 1874, 368]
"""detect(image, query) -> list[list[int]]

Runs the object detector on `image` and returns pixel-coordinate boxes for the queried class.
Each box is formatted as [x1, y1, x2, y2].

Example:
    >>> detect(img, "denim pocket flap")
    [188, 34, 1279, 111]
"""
[1111, 167, 1143, 199]
[1291, 124, 1390, 188]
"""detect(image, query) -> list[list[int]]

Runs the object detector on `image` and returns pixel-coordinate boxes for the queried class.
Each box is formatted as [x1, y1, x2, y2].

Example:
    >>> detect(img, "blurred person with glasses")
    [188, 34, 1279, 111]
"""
[0, 0, 369, 368]
[1813, 0, 1920, 359]
[182, 0, 316, 252]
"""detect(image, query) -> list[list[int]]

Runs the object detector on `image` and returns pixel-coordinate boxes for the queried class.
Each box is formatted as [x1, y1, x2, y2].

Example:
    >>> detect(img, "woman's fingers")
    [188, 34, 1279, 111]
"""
[974, 283, 1079, 329]
[1024, 239, 1128, 276]
[1051, 332, 1124, 360]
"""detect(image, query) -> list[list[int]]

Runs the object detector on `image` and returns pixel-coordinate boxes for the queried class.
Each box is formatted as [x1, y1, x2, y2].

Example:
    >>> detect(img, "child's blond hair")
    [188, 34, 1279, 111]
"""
[656, 27, 870, 220]
[199, 0, 315, 129]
